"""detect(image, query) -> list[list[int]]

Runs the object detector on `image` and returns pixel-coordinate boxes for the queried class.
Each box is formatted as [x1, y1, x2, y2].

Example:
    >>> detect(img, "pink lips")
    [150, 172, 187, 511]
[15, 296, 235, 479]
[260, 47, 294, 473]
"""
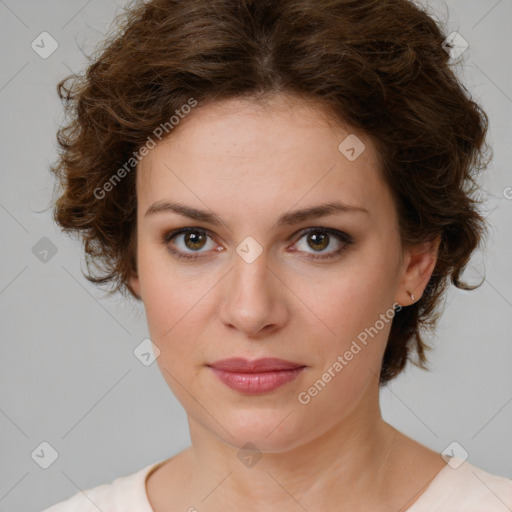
[208, 357, 306, 394]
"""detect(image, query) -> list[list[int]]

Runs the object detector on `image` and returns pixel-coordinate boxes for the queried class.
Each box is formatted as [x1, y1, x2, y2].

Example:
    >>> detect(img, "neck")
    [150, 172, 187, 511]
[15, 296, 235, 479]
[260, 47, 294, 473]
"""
[183, 389, 399, 510]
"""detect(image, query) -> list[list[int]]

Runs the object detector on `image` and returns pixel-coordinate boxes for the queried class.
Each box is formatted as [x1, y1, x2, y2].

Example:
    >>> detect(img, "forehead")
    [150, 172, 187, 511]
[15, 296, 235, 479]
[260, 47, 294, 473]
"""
[136, 94, 390, 224]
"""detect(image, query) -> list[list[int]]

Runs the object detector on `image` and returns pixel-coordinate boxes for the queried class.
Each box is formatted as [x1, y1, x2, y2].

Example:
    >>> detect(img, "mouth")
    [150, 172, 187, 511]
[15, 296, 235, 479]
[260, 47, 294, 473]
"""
[207, 357, 307, 394]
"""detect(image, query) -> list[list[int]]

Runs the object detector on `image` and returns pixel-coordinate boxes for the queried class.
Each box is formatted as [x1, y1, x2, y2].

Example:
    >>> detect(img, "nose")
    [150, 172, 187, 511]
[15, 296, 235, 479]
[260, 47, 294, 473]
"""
[218, 249, 289, 339]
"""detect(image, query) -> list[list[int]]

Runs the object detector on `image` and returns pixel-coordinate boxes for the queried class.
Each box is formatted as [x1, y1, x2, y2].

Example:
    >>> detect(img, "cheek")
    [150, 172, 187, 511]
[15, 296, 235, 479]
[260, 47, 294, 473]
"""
[291, 252, 397, 388]
[292, 257, 394, 338]
[140, 269, 207, 401]
[142, 278, 203, 353]
[137, 239, 194, 329]
[295, 280, 393, 422]
[137, 249, 190, 353]
[137, 253, 222, 382]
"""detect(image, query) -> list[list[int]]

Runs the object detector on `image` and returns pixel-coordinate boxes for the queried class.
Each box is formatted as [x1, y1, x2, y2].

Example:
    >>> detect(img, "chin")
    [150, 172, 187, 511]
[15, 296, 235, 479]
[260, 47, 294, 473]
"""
[209, 409, 313, 454]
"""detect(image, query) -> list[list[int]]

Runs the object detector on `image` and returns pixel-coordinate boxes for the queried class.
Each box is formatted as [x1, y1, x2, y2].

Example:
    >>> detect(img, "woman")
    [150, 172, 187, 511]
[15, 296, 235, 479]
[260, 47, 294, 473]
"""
[44, 0, 512, 510]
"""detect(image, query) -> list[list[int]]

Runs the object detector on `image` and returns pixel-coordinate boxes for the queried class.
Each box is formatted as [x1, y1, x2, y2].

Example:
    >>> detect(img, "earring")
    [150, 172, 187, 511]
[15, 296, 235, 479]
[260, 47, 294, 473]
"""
[409, 291, 415, 302]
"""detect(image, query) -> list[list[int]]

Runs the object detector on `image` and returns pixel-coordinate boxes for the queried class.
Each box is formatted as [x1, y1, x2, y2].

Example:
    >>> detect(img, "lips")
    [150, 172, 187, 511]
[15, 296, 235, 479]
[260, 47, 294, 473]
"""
[209, 357, 305, 372]
[208, 358, 306, 394]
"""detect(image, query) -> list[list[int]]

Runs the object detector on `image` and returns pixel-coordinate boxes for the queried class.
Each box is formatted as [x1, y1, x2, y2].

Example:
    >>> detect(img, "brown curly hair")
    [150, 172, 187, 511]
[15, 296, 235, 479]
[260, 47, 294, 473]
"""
[50, 0, 491, 384]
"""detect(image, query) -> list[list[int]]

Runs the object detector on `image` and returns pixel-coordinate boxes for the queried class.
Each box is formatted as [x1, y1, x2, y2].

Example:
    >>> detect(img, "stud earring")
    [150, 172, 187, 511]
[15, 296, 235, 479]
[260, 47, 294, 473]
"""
[409, 291, 415, 302]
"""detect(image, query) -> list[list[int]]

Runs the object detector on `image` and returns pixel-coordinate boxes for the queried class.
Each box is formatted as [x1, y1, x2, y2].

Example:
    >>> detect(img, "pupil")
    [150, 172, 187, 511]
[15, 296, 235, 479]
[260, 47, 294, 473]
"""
[309, 232, 328, 251]
[186, 232, 205, 250]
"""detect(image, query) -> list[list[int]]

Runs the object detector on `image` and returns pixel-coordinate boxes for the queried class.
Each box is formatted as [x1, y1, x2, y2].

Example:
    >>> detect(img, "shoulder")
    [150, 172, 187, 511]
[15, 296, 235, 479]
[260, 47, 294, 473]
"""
[411, 457, 512, 511]
[40, 461, 162, 512]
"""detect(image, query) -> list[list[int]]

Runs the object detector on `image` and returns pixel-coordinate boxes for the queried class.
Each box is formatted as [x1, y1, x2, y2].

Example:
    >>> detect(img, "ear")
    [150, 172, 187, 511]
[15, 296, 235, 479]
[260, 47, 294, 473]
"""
[128, 273, 142, 300]
[395, 235, 441, 306]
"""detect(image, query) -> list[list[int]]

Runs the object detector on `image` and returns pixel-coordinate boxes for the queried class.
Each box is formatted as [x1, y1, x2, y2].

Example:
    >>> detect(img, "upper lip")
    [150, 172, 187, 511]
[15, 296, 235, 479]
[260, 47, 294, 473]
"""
[208, 358, 305, 373]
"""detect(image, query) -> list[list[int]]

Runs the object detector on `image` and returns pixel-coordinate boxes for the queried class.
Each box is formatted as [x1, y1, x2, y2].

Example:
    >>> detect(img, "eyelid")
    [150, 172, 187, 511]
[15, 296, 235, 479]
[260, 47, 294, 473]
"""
[162, 226, 353, 260]
[161, 226, 219, 250]
[289, 227, 353, 259]
[292, 226, 352, 244]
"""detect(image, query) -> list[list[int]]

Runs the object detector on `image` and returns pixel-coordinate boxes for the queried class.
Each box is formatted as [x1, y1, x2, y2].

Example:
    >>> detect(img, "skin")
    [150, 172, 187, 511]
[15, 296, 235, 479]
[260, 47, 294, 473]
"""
[129, 93, 444, 512]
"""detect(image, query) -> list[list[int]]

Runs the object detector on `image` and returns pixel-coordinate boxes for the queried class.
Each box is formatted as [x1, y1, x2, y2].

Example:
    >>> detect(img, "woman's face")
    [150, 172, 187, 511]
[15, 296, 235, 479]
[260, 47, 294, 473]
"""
[130, 94, 419, 452]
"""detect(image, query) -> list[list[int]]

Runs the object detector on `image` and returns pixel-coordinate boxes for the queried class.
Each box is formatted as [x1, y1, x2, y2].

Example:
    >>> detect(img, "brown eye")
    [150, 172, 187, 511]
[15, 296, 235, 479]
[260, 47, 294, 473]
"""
[293, 228, 353, 260]
[162, 226, 353, 262]
[162, 228, 216, 260]
[306, 231, 329, 252]
[182, 231, 207, 251]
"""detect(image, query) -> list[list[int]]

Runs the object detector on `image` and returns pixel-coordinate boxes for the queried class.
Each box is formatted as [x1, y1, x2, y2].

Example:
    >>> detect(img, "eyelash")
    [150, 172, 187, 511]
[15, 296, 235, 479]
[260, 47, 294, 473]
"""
[161, 227, 354, 261]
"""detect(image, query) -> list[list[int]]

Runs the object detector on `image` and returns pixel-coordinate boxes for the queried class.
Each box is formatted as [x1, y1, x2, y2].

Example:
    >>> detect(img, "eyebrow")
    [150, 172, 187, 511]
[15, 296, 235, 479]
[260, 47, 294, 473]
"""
[144, 201, 368, 227]
[144, 200, 368, 227]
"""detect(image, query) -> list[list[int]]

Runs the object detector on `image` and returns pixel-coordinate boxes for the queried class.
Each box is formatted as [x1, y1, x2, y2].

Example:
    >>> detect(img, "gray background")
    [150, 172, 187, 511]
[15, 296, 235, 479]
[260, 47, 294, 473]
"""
[0, 0, 511, 510]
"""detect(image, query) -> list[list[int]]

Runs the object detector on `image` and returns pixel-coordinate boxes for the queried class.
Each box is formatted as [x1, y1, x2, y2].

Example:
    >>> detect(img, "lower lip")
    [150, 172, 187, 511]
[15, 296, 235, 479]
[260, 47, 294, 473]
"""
[209, 367, 306, 394]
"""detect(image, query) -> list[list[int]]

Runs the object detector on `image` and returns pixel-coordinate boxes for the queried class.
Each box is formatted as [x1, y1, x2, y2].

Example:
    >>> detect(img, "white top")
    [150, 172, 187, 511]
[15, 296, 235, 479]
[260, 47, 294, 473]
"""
[41, 457, 512, 511]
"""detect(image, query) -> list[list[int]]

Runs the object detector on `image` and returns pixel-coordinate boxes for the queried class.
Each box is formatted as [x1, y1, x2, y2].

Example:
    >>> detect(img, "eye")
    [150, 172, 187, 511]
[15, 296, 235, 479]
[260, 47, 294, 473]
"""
[291, 227, 353, 260]
[162, 226, 353, 261]
[162, 227, 218, 260]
